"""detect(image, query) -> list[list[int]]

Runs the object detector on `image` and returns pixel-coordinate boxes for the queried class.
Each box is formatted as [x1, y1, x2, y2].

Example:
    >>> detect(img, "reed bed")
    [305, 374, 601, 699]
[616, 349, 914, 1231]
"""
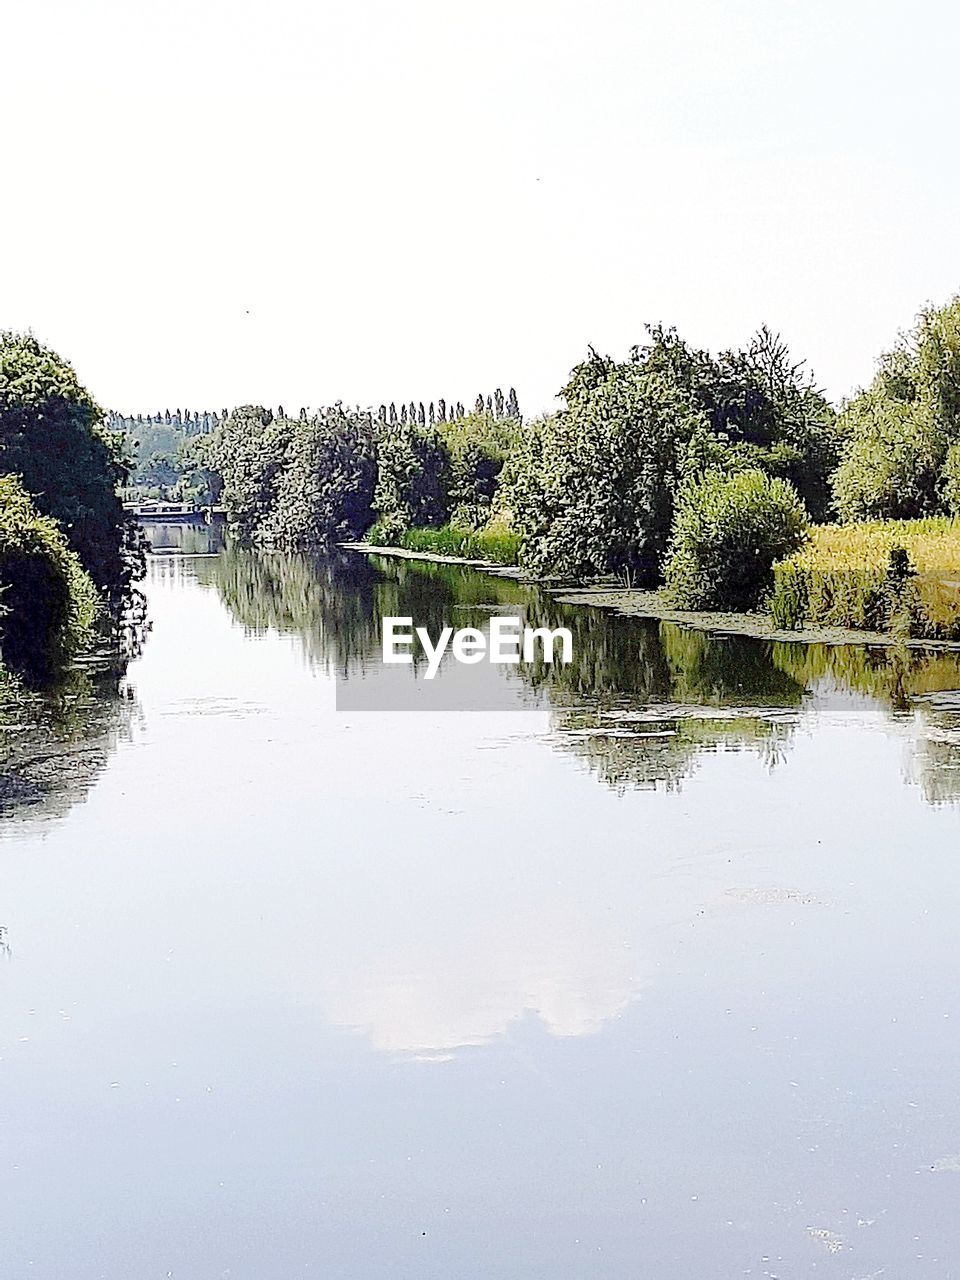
[770, 518, 960, 638]
[365, 521, 522, 566]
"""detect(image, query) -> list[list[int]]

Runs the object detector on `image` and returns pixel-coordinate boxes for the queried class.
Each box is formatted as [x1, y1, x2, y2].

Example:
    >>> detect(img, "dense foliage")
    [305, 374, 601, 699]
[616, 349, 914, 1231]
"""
[0, 474, 99, 681]
[633, 325, 840, 521]
[173, 299, 960, 641]
[832, 297, 960, 522]
[372, 419, 452, 539]
[205, 406, 377, 547]
[509, 329, 834, 583]
[511, 351, 709, 582]
[0, 331, 133, 598]
[437, 411, 521, 529]
[663, 469, 809, 611]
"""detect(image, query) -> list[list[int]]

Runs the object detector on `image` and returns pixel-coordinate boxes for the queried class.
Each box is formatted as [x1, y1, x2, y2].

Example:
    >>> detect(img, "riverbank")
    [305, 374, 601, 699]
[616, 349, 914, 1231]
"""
[342, 541, 960, 650]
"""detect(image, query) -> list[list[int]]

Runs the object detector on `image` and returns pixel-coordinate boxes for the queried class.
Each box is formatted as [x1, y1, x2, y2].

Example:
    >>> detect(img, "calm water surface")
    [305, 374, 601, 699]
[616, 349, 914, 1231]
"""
[3, 550, 960, 1278]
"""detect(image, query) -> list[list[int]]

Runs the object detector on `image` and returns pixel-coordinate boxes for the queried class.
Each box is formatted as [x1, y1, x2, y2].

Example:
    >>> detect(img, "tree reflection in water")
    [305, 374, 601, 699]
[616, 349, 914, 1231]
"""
[0, 669, 138, 825]
[197, 548, 960, 800]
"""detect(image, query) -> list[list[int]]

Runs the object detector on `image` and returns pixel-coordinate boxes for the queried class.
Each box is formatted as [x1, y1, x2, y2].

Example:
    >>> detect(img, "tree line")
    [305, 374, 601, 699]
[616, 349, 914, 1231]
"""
[196, 293, 960, 618]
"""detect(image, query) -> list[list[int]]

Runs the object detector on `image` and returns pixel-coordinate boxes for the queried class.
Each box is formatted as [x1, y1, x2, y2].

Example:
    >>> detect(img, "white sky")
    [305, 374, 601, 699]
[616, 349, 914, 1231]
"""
[3, 0, 960, 416]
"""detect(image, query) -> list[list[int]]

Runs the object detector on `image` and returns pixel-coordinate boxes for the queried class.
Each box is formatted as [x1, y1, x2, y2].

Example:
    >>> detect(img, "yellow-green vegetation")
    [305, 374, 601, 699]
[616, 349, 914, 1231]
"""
[770, 518, 960, 638]
[365, 518, 521, 565]
[0, 474, 100, 681]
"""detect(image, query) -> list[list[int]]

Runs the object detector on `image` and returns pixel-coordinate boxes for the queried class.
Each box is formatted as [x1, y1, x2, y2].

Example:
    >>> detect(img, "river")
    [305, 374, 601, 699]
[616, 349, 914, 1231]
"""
[2, 547, 960, 1278]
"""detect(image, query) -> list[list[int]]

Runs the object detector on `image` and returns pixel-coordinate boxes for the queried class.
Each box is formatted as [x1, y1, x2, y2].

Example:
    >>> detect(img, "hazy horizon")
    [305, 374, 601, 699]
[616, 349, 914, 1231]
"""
[4, 0, 960, 417]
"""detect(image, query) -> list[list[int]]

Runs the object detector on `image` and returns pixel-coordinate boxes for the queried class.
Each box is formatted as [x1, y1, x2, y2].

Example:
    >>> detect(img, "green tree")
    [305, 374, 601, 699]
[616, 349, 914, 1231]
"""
[373, 420, 451, 538]
[0, 331, 133, 597]
[832, 391, 947, 521]
[832, 295, 960, 521]
[511, 349, 707, 582]
[257, 408, 377, 547]
[205, 406, 377, 546]
[205, 406, 293, 542]
[634, 325, 839, 520]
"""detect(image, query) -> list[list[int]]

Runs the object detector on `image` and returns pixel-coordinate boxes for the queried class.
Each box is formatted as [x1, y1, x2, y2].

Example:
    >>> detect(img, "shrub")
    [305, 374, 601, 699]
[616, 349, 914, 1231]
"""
[0, 474, 99, 681]
[663, 469, 809, 611]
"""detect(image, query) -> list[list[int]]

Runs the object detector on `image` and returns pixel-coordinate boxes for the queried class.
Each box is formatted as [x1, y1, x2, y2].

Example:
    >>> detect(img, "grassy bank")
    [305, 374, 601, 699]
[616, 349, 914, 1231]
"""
[771, 518, 960, 639]
[364, 521, 521, 566]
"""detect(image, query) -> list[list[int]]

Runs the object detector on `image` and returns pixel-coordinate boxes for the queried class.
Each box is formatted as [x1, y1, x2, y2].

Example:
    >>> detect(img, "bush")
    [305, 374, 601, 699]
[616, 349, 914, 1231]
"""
[0, 474, 99, 681]
[663, 469, 809, 611]
[770, 518, 960, 638]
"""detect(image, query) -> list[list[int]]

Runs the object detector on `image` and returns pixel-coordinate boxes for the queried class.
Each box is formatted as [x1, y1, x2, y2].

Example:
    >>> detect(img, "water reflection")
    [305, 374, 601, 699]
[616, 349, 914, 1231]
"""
[196, 548, 960, 800]
[138, 516, 225, 556]
[5, 553, 960, 1277]
[0, 670, 137, 827]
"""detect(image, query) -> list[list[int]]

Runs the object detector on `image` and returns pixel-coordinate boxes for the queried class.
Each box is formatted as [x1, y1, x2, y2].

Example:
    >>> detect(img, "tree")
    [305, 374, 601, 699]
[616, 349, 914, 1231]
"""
[203, 406, 292, 543]
[0, 330, 133, 597]
[511, 349, 708, 581]
[833, 392, 947, 521]
[0, 474, 99, 681]
[633, 325, 839, 520]
[832, 295, 960, 521]
[255, 409, 377, 547]
[941, 443, 960, 516]
[436, 411, 521, 529]
[373, 420, 451, 538]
